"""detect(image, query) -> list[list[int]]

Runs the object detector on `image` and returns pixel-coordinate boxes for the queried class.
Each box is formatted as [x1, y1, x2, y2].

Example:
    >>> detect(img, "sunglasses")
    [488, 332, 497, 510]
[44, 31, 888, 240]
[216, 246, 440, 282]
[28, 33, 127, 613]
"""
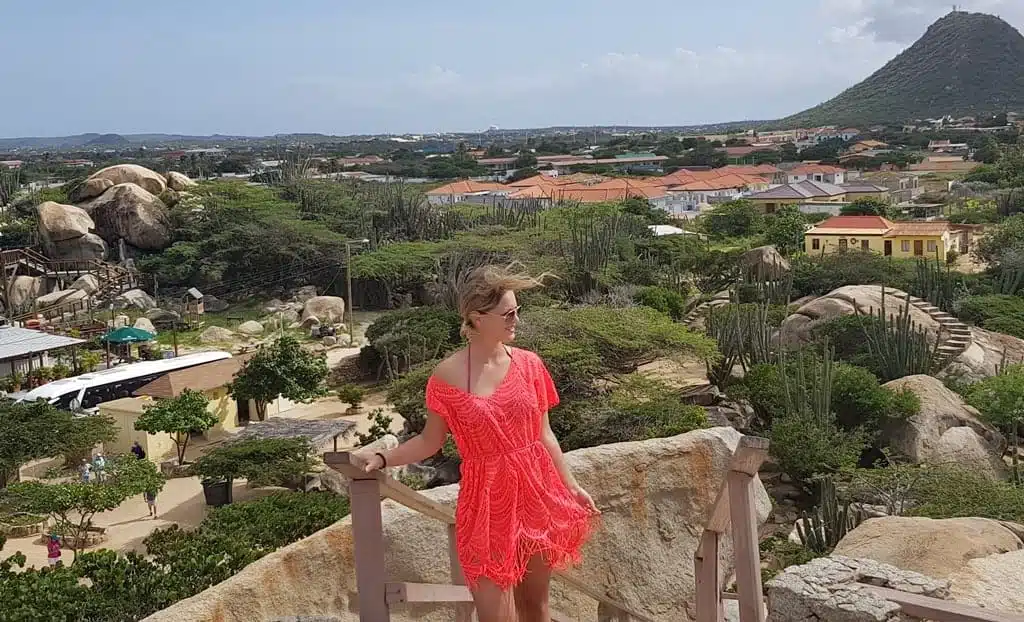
[483, 305, 522, 322]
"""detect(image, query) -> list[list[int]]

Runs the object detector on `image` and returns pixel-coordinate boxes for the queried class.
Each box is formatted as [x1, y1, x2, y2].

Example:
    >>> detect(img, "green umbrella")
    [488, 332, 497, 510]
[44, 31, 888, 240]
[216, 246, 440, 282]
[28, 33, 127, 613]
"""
[101, 326, 156, 344]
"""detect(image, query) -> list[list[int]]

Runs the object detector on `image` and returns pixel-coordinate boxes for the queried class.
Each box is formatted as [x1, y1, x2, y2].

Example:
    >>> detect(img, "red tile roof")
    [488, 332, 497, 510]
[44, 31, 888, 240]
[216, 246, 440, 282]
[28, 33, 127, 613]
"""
[426, 180, 508, 195]
[812, 216, 893, 230]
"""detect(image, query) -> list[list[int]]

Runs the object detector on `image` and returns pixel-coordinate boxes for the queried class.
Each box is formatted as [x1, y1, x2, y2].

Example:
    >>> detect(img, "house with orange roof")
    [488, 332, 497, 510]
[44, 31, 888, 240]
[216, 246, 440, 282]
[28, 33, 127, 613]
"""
[425, 180, 510, 205]
[804, 215, 958, 260]
[718, 164, 787, 184]
[666, 174, 771, 215]
[786, 164, 847, 185]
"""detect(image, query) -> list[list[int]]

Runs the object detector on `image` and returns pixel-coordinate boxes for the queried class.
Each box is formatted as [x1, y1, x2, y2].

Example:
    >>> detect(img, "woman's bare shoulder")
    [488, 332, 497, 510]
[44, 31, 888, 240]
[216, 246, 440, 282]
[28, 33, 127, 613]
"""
[431, 348, 468, 388]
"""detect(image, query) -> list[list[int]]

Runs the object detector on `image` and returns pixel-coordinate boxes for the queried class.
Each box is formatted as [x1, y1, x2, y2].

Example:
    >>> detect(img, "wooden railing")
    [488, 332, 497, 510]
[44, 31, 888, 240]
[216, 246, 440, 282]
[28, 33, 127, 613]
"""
[694, 436, 1024, 622]
[325, 452, 654, 622]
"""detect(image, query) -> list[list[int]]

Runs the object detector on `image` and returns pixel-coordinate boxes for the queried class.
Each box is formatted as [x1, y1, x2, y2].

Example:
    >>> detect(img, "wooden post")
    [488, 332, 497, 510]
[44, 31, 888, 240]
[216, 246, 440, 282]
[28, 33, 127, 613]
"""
[448, 524, 474, 622]
[694, 531, 723, 622]
[349, 478, 390, 622]
[727, 470, 765, 622]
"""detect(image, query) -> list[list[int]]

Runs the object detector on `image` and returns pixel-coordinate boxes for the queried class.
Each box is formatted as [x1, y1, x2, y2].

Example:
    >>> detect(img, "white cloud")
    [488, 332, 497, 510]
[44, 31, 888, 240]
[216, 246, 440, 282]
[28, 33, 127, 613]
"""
[819, 0, 1024, 43]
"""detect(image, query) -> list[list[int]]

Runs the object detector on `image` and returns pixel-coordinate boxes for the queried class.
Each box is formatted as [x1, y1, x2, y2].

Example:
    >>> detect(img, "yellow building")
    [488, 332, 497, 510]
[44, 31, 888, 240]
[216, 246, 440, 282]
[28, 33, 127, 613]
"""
[98, 356, 261, 464]
[803, 216, 955, 261]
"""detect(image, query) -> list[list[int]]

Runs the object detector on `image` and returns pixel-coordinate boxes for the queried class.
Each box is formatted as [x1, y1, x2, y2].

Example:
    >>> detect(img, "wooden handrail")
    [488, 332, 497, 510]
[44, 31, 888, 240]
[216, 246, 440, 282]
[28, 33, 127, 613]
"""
[860, 586, 1024, 622]
[324, 452, 655, 622]
[694, 435, 770, 622]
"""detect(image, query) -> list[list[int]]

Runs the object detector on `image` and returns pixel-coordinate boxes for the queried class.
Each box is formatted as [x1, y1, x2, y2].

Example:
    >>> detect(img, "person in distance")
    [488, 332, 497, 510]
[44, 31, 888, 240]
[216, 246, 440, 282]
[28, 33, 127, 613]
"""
[350, 263, 599, 622]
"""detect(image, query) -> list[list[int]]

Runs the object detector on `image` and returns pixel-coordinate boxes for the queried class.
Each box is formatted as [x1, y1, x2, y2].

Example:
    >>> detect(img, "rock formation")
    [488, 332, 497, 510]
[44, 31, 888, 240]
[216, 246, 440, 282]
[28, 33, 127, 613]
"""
[301, 296, 346, 324]
[948, 326, 1024, 383]
[142, 427, 771, 622]
[778, 285, 944, 346]
[35, 201, 108, 261]
[80, 183, 173, 251]
[833, 516, 1024, 580]
[165, 171, 197, 191]
[74, 164, 168, 200]
[740, 245, 790, 277]
[880, 375, 1007, 479]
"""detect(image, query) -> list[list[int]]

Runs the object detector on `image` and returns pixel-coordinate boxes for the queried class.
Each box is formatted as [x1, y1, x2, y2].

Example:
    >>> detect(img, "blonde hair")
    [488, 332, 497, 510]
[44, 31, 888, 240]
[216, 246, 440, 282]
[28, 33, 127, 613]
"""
[458, 263, 553, 339]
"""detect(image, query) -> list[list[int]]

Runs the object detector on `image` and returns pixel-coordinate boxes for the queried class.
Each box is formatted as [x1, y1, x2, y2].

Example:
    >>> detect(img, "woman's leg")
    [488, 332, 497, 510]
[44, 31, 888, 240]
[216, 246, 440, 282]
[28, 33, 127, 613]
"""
[514, 554, 552, 622]
[472, 577, 516, 622]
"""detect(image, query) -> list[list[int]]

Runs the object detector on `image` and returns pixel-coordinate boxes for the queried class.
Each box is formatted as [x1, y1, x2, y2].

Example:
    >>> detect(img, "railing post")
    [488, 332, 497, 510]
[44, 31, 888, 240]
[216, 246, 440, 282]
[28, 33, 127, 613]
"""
[694, 531, 722, 622]
[727, 470, 765, 622]
[349, 478, 390, 622]
[448, 524, 474, 622]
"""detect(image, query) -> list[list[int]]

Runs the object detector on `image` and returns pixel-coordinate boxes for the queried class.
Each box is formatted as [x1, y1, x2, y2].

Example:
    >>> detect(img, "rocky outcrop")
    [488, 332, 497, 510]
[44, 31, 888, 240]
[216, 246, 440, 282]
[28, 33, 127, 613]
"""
[114, 289, 157, 311]
[165, 171, 197, 191]
[36, 289, 88, 309]
[949, 549, 1024, 613]
[199, 326, 235, 344]
[69, 274, 100, 295]
[947, 326, 1024, 383]
[76, 164, 167, 199]
[767, 556, 950, 622]
[833, 517, 1024, 580]
[880, 375, 1006, 479]
[301, 296, 346, 324]
[237, 320, 264, 336]
[81, 183, 173, 251]
[36, 201, 108, 261]
[6, 276, 44, 310]
[142, 427, 771, 622]
[779, 285, 945, 346]
[740, 245, 790, 277]
[134, 317, 157, 334]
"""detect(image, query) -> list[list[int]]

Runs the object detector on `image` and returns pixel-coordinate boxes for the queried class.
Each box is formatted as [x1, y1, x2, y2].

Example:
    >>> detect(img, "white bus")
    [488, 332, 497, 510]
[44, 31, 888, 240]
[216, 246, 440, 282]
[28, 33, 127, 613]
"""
[17, 351, 233, 413]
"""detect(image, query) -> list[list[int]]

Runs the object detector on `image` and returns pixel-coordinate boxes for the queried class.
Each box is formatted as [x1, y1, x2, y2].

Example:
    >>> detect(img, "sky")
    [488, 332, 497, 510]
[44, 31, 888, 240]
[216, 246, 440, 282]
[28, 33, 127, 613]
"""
[1, 0, 1023, 138]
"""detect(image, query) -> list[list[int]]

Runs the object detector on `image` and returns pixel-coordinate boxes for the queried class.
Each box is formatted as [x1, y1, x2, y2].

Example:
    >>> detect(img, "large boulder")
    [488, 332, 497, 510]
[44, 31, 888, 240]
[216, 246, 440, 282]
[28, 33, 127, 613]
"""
[881, 375, 1006, 479]
[50, 233, 108, 261]
[36, 201, 94, 244]
[199, 326, 235, 344]
[947, 326, 1024, 383]
[114, 289, 157, 311]
[165, 171, 197, 191]
[236, 320, 264, 336]
[69, 274, 100, 295]
[833, 517, 1024, 580]
[778, 285, 944, 346]
[6, 276, 44, 310]
[36, 288, 88, 309]
[80, 183, 173, 251]
[301, 296, 346, 324]
[950, 549, 1024, 613]
[133, 317, 157, 334]
[68, 177, 114, 203]
[740, 245, 790, 277]
[140, 427, 771, 622]
[76, 164, 167, 199]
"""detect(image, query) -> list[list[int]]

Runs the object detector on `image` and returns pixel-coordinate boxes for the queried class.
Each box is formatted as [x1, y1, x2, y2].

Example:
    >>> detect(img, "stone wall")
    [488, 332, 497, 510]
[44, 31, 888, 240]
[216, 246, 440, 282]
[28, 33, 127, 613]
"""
[767, 556, 950, 622]
[143, 427, 771, 622]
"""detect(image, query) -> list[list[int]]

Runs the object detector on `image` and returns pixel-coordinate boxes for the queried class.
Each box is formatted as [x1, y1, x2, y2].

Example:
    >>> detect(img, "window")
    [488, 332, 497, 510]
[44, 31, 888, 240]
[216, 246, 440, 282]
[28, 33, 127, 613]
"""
[901, 240, 910, 252]
[861, 240, 870, 250]
[812, 238, 820, 250]
[927, 240, 937, 252]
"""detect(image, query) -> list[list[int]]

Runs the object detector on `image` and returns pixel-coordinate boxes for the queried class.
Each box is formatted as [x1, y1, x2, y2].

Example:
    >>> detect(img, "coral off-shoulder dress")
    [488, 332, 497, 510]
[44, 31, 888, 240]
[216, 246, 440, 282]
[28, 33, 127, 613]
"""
[425, 347, 595, 590]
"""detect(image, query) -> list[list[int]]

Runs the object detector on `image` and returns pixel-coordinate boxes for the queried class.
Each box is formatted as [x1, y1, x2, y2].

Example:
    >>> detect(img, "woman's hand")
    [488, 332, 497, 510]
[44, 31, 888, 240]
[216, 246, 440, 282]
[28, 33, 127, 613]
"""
[349, 450, 385, 474]
[569, 485, 600, 514]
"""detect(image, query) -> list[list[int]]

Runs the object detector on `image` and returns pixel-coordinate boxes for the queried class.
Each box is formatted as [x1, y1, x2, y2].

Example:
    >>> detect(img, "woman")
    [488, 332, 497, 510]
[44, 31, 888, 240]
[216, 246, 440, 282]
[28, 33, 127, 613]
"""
[351, 264, 598, 622]
[46, 533, 62, 567]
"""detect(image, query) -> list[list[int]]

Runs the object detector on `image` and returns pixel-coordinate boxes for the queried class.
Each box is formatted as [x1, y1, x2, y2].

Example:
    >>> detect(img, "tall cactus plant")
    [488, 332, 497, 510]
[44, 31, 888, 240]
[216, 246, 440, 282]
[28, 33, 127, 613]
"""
[796, 476, 866, 554]
[911, 254, 960, 313]
[856, 288, 939, 381]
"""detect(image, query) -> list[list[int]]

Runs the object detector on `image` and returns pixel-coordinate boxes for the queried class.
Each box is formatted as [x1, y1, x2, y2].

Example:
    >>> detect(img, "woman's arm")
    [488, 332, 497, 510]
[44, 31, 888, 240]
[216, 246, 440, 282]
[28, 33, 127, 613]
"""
[352, 411, 449, 472]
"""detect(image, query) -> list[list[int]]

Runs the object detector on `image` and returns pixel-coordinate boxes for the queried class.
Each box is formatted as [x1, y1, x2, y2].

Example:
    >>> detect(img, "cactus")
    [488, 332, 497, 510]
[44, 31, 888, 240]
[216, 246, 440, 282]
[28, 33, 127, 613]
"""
[778, 342, 834, 425]
[796, 477, 866, 554]
[856, 288, 940, 381]
[705, 302, 777, 386]
[912, 253, 960, 313]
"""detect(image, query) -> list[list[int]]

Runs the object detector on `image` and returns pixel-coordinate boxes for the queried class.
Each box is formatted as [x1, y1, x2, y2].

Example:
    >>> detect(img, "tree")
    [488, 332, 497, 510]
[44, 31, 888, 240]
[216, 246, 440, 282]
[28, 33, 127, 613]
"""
[0, 401, 116, 488]
[228, 336, 328, 421]
[764, 205, 808, 255]
[840, 197, 889, 217]
[703, 200, 765, 238]
[134, 389, 216, 465]
[7, 455, 165, 561]
[188, 437, 316, 488]
[966, 365, 1024, 486]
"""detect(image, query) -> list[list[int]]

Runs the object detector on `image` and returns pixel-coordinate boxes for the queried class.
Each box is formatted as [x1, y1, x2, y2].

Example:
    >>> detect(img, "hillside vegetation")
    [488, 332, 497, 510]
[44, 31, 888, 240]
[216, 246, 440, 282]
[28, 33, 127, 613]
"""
[782, 11, 1024, 128]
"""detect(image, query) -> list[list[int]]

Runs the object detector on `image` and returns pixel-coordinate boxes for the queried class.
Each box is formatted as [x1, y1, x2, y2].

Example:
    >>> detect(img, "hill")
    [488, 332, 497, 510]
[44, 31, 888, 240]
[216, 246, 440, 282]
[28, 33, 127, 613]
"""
[782, 11, 1024, 128]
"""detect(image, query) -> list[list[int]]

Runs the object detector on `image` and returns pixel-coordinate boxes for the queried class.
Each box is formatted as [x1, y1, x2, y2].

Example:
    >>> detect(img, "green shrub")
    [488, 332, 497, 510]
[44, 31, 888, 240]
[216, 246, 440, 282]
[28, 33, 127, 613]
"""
[364, 307, 462, 378]
[790, 253, 916, 298]
[911, 466, 1024, 522]
[634, 286, 687, 321]
[831, 364, 919, 435]
[956, 294, 1024, 338]
[385, 362, 437, 435]
[770, 413, 867, 485]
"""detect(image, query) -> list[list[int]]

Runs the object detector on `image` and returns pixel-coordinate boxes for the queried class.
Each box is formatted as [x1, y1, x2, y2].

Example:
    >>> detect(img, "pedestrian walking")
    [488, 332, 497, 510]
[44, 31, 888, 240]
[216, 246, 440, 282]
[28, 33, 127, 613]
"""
[46, 534, 62, 567]
[79, 459, 92, 483]
[131, 441, 146, 460]
[92, 454, 106, 483]
[143, 489, 158, 518]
